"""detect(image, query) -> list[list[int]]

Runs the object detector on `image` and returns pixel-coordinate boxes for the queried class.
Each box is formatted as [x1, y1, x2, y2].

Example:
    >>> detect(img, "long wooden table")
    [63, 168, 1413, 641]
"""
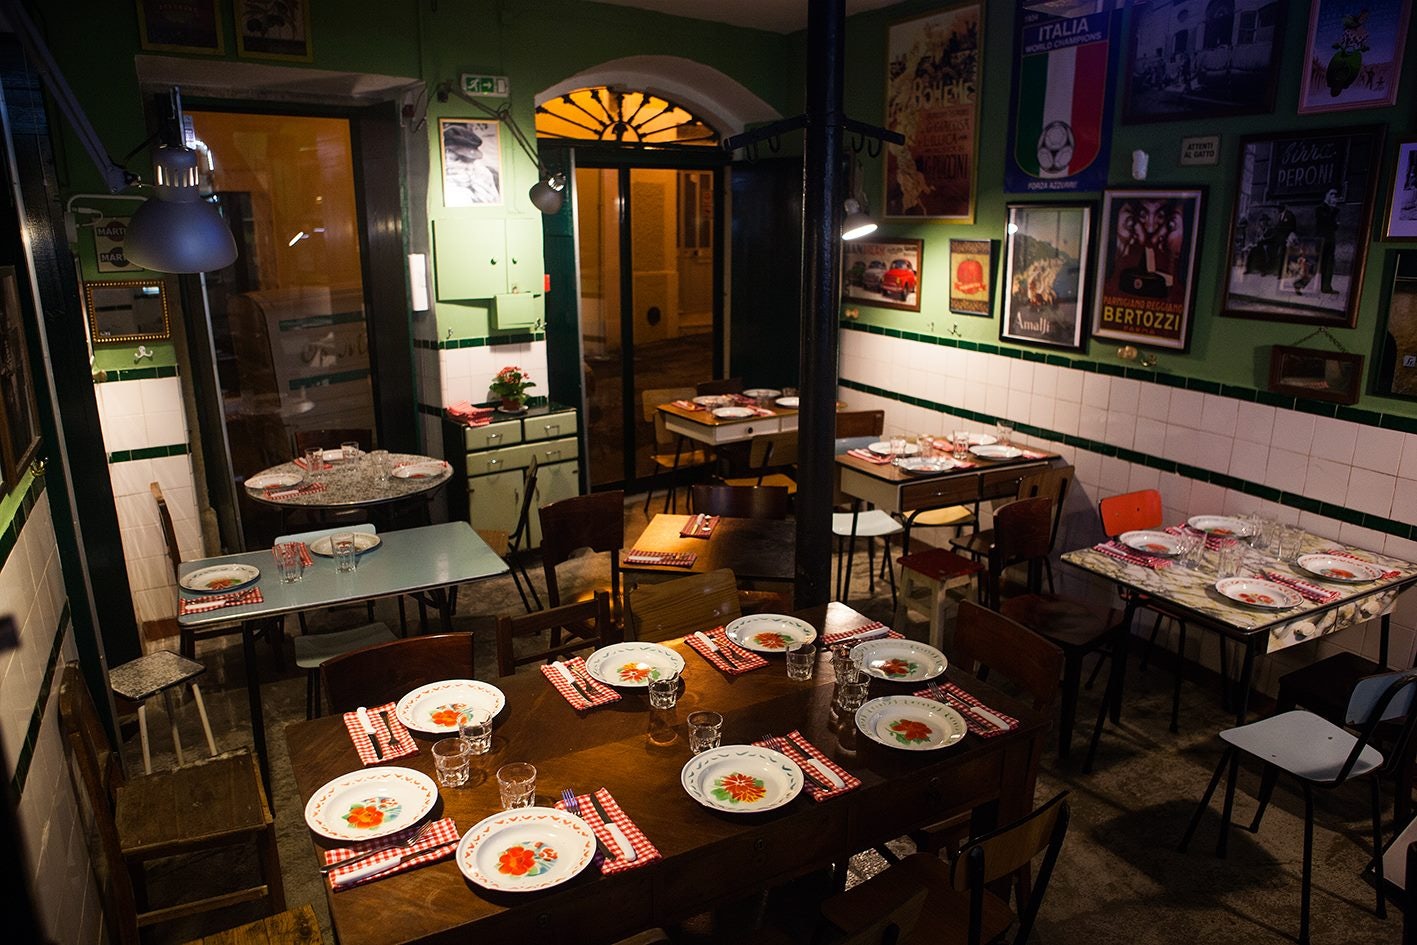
[285, 602, 1047, 945]
[623, 513, 794, 582]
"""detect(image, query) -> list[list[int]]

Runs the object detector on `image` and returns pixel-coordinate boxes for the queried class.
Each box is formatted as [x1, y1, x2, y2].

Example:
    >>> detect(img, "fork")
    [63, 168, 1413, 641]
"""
[760, 734, 832, 791]
[567, 662, 601, 696]
[320, 821, 437, 874]
[561, 788, 611, 863]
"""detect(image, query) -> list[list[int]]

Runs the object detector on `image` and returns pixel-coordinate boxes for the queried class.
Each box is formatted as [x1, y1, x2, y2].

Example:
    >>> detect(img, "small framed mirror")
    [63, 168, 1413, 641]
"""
[85, 279, 170, 343]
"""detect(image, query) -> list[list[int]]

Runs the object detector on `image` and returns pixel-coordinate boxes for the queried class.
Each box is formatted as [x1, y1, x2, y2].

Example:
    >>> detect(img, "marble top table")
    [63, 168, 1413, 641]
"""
[244, 451, 452, 509]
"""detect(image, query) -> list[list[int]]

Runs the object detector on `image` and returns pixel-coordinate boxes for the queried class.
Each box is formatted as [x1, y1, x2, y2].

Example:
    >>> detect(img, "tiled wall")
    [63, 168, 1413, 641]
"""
[414, 335, 550, 453]
[0, 480, 105, 944]
[838, 325, 1417, 693]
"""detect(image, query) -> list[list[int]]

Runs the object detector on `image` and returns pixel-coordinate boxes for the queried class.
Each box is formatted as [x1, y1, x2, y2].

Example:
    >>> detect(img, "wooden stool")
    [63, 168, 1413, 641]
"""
[108, 650, 217, 774]
[892, 549, 984, 650]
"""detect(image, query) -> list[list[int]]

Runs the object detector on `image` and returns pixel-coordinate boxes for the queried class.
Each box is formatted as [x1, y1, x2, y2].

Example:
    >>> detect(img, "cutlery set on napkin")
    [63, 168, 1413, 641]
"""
[917, 682, 1018, 737]
[541, 657, 622, 709]
[678, 514, 719, 539]
[178, 587, 263, 616]
[754, 731, 859, 801]
[819, 621, 899, 647]
[1322, 548, 1402, 580]
[266, 481, 328, 499]
[342, 703, 418, 765]
[845, 448, 892, 464]
[1259, 570, 1341, 604]
[623, 549, 697, 567]
[1092, 541, 1174, 569]
[322, 817, 461, 889]
[556, 788, 660, 874]
[687, 628, 767, 674]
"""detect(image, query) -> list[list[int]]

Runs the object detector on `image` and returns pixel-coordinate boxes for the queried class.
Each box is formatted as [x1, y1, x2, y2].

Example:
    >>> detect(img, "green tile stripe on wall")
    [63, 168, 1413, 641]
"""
[837, 376, 1417, 543]
[9, 602, 71, 799]
[92, 364, 179, 383]
[0, 472, 47, 575]
[840, 322, 1417, 435]
[414, 331, 546, 350]
[106, 443, 190, 464]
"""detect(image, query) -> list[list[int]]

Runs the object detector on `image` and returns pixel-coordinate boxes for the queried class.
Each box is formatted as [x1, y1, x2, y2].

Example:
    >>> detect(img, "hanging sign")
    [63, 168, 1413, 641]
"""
[93, 217, 142, 273]
[460, 74, 509, 98]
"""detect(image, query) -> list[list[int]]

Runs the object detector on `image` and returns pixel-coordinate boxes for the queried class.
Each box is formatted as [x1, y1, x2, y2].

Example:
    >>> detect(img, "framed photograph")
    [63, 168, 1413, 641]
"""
[235, 0, 312, 61]
[1384, 138, 1417, 239]
[1267, 345, 1364, 404]
[0, 268, 40, 491]
[136, 0, 224, 54]
[883, 4, 982, 222]
[1091, 188, 1205, 352]
[439, 119, 503, 208]
[1001, 203, 1092, 351]
[948, 238, 994, 317]
[1298, 0, 1409, 114]
[842, 237, 923, 313]
[1374, 250, 1417, 399]
[1220, 126, 1383, 328]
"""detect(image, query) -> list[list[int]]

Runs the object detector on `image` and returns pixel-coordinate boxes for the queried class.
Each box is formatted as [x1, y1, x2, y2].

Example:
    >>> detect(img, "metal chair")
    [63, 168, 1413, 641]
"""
[723, 431, 798, 495]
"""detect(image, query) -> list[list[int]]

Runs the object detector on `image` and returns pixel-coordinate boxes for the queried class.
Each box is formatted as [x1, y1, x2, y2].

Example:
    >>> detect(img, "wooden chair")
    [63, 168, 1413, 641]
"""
[950, 465, 1074, 593]
[539, 491, 626, 628]
[982, 496, 1054, 608]
[954, 599, 1064, 712]
[898, 475, 982, 555]
[58, 663, 284, 945]
[495, 592, 616, 677]
[723, 431, 798, 495]
[835, 410, 885, 438]
[691, 483, 790, 520]
[822, 792, 1071, 945]
[642, 386, 713, 513]
[696, 377, 743, 396]
[474, 455, 543, 612]
[625, 569, 742, 643]
[320, 633, 477, 714]
[185, 905, 323, 945]
[292, 427, 373, 455]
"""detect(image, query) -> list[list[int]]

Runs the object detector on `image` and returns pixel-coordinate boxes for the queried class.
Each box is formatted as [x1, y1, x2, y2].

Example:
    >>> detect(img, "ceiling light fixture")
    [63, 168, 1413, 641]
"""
[436, 81, 565, 215]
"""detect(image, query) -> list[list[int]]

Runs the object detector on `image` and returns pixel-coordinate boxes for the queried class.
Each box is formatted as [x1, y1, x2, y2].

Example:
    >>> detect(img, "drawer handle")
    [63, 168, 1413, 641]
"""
[488, 432, 502, 443]
[753, 838, 767, 852]
[544, 423, 560, 436]
[488, 458, 502, 468]
[544, 449, 562, 460]
[744, 426, 755, 435]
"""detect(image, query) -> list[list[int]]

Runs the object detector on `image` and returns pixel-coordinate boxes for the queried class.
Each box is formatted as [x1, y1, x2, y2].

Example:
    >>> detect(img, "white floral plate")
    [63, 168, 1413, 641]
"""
[246, 472, 302, 490]
[724, 614, 817, 653]
[1119, 530, 1185, 557]
[712, 406, 755, 419]
[969, 444, 1022, 460]
[304, 766, 438, 842]
[1296, 554, 1384, 584]
[856, 696, 967, 751]
[741, 388, 782, 399]
[1214, 577, 1304, 611]
[180, 564, 260, 594]
[457, 807, 596, 892]
[584, 642, 685, 688]
[692, 395, 732, 407]
[392, 460, 448, 479]
[309, 533, 383, 556]
[1187, 515, 1254, 538]
[966, 433, 998, 446]
[851, 639, 947, 682]
[867, 441, 920, 456]
[680, 745, 802, 813]
[775, 396, 799, 408]
[395, 679, 506, 733]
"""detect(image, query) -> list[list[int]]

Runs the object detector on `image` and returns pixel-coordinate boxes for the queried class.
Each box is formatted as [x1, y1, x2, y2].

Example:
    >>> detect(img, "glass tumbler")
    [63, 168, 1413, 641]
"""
[458, 708, 493, 755]
[889, 435, 907, 462]
[333, 533, 358, 573]
[648, 673, 680, 709]
[996, 423, 1014, 447]
[785, 643, 816, 681]
[273, 542, 304, 583]
[369, 448, 391, 483]
[341, 440, 360, 461]
[302, 446, 324, 478]
[834, 679, 871, 715]
[952, 431, 970, 460]
[496, 762, 537, 809]
[432, 738, 471, 788]
[687, 710, 723, 754]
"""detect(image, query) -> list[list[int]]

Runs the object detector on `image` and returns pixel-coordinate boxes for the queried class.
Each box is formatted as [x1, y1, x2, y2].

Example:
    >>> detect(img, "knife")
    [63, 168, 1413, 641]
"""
[356, 707, 383, 760]
[942, 690, 1011, 732]
[787, 734, 847, 790]
[831, 625, 890, 646]
[694, 630, 737, 667]
[331, 840, 458, 886]
[587, 793, 638, 861]
[553, 661, 593, 703]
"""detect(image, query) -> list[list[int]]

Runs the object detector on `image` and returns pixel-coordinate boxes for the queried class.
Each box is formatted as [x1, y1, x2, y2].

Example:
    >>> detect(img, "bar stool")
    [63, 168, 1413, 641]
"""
[107, 649, 217, 774]
[892, 548, 984, 650]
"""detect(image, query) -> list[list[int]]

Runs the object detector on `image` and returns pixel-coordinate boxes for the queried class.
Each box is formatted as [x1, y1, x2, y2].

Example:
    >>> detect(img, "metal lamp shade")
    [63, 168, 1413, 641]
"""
[528, 174, 566, 215]
[841, 209, 877, 241]
[125, 146, 237, 273]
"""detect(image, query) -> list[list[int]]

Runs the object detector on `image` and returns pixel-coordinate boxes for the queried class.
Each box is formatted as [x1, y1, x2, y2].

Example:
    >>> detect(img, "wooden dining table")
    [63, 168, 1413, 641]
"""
[623, 513, 795, 583]
[284, 602, 1048, 945]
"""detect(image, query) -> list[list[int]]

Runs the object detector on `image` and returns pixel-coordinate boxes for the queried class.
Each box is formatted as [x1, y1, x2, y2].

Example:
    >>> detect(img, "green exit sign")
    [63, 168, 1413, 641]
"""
[460, 74, 509, 98]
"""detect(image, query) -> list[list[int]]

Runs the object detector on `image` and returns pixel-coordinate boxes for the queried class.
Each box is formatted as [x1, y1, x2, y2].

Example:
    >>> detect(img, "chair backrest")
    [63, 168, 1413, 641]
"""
[820, 883, 928, 945]
[1018, 465, 1074, 551]
[321, 633, 477, 714]
[150, 482, 182, 578]
[495, 591, 614, 677]
[1342, 670, 1417, 782]
[991, 496, 1053, 573]
[1098, 488, 1163, 538]
[508, 455, 541, 548]
[696, 377, 743, 396]
[292, 427, 374, 455]
[538, 490, 625, 607]
[643, 387, 696, 451]
[954, 600, 1064, 712]
[747, 431, 798, 471]
[626, 569, 742, 643]
[949, 791, 1071, 945]
[691, 484, 791, 520]
[835, 410, 885, 439]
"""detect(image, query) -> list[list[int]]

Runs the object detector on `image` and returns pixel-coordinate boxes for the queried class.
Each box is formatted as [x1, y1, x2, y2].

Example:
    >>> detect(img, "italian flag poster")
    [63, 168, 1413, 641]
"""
[1004, 1, 1120, 194]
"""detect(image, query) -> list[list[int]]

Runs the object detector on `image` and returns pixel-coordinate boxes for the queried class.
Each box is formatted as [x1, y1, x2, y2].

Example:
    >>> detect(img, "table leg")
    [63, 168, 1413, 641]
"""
[243, 619, 272, 801]
[1233, 639, 1257, 726]
[1084, 599, 1137, 773]
[1379, 613, 1391, 670]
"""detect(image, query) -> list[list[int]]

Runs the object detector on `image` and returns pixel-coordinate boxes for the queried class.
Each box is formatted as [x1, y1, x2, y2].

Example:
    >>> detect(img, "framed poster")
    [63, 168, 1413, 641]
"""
[883, 4, 982, 222]
[136, 0, 224, 54]
[1122, 0, 1285, 124]
[948, 238, 995, 316]
[1298, 0, 1409, 114]
[1268, 345, 1364, 404]
[1001, 203, 1092, 351]
[235, 0, 312, 61]
[1374, 251, 1417, 399]
[842, 237, 923, 313]
[1383, 138, 1417, 239]
[1221, 126, 1383, 328]
[0, 268, 40, 491]
[1004, 1, 1120, 194]
[439, 119, 503, 208]
[1091, 188, 1204, 352]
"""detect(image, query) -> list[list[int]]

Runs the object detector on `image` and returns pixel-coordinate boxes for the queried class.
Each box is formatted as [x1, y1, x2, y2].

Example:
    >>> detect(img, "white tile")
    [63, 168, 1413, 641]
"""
[139, 376, 182, 413]
[1030, 393, 1054, 429]
[1393, 479, 1417, 526]
[1100, 456, 1131, 494]
[944, 377, 966, 408]
[98, 411, 141, 453]
[1133, 418, 1166, 456]
[1311, 416, 1358, 465]
[1385, 534, 1417, 564]
[963, 381, 987, 413]
[1266, 447, 1308, 494]
[1137, 383, 1170, 422]
[144, 410, 187, 446]
[1052, 400, 1080, 436]
[1006, 388, 1030, 424]
[150, 454, 194, 494]
[985, 385, 1008, 417]
[1189, 481, 1227, 515]
[1229, 440, 1269, 480]
[1105, 411, 1136, 450]
[1338, 521, 1387, 553]
[98, 381, 143, 417]
[1234, 402, 1276, 445]
[1347, 468, 1396, 518]
[1072, 450, 1101, 490]
[1199, 395, 1238, 437]
[1167, 389, 1204, 428]
[1400, 435, 1417, 480]
[1298, 511, 1342, 540]
[1008, 359, 1034, 393]
[1195, 432, 1232, 472]
[965, 351, 990, 385]
[1055, 367, 1084, 403]
[1127, 464, 1160, 494]
[107, 458, 154, 497]
[1079, 405, 1107, 441]
[1162, 425, 1198, 464]
[985, 355, 1011, 387]
[1108, 378, 1140, 415]
[1353, 424, 1406, 474]
[1033, 364, 1059, 399]
[1305, 458, 1350, 505]
[1082, 373, 1110, 409]
[1272, 410, 1316, 452]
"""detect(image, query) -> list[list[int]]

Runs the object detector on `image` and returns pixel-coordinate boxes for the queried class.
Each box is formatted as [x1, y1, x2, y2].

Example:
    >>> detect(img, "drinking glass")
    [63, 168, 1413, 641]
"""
[889, 435, 907, 461]
[831, 644, 858, 678]
[834, 679, 871, 715]
[952, 430, 970, 460]
[1180, 533, 1206, 571]
[273, 542, 304, 583]
[458, 708, 493, 755]
[785, 643, 816, 681]
[432, 738, 471, 788]
[333, 533, 358, 573]
[648, 673, 680, 709]
[341, 440, 360, 461]
[497, 762, 537, 808]
[369, 448, 391, 483]
[303, 446, 324, 478]
[687, 710, 723, 754]
[996, 423, 1014, 447]
[917, 434, 936, 458]
[1216, 543, 1244, 579]
[1280, 526, 1305, 563]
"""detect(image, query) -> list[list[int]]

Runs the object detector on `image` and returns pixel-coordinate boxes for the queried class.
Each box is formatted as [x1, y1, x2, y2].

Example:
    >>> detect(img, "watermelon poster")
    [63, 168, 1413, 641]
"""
[1004, 1, 1121, 194]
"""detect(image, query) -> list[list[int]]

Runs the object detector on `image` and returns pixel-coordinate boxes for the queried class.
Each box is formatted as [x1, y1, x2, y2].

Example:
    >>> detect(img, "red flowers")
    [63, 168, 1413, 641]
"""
[880, 658, 913, 677]
[343, 804, 385, 829]
[714, 772, 767, 804]
[618, 662, 652, 682]
[498, 845, 537, 876]
[430, 706, 465, 728]
[890, 719, 933, 744]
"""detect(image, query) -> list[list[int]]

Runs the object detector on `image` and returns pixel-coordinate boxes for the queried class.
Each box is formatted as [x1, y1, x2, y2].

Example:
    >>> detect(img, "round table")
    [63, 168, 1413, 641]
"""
[244, 452, 452, 510]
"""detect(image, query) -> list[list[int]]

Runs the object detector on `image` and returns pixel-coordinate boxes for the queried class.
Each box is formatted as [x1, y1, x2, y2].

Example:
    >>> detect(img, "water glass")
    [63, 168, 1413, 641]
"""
[1280, 526, 1305, 562]
[458, 708, 493, 755]
[1216, 543, 1244, 579]
[831, 644, 858, 677]
[1181, 533, 1207, 571]
[273, 542, 304, 583]
[369, 448, 391, 483]
[303, 446, 324, 477]
[996, 423, 1014, 447]
[497, 762, 537, 809]
[952, 430, 970, 460]
[687, 710, 723, 754]
[432, 738, 471, 787]
[785, 643, 816, 681]
[917, 434, 936, 458]
[332, 533, 358, 573]
[648, 673, 680, 709]
[834, 679, 871, 714]
[341, 440, 360, 461]
[889, 435, 907, 461]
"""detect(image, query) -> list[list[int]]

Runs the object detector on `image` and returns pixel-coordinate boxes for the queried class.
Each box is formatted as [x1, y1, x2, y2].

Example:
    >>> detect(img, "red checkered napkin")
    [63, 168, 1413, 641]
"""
[623, 549, 697, 567]
[1261, 570, 1340, 604]
[292, 456, 333, 471]
[686, 627, 768, 675]
[1322, 549, 1402, 580]
[554, 789, 660, 874]
[671, 399, 703, 411]
[753, 730, 859, 802]
[1167, 525, 1235, 551]
[540, 657, 622, 710]
[267, 482, 328, 499]
[273, 542, 313, 568]
[323, 817, 459, 890]
[679, 515, 719, 539]
[445, 401, 495, 422]
[341, 702, 418, 766]
[846, 448, 892, 464]
[820, 621, 902, 647]
[745, 406, 776, 417]
[917, 682, 1019, 738]
[178, 587, 263, 616]
[1093, 541, 1173, 570]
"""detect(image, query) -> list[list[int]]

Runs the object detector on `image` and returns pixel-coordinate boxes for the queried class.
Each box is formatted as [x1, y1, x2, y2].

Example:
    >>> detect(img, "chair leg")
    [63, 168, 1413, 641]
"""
[1139, 612, 1165, 672]
[1372, 775, 1388, 919]
[137, 702, 153, 775]
[1219, 637, 1232, 712]
[306, 669, 321, 720]
[834, 537, 845, 601]
[1249, 763, 1280, 833]
[1084, 651, 1106, 690]
[865, 537, 877, 594]
[1179, 747, 1233, 852]
[189, 683, 218, 757]
[1217, 749, 1241, 858]
[1043, 557, 1055, 594]
[643, 466, 661, 513]
[1170, 622, 1187, 734]
[1299, 784, 1315, 945]
[884, 536, 898, 611]
[163, 689, 186, 768]
[258, 822, 287, 913]
[1057, 653, 1083, 760]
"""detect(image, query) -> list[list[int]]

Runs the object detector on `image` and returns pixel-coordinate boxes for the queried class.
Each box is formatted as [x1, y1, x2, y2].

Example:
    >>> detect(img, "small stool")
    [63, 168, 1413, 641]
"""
[108, 649, 217, 775]
[832, 509, 902, 607]
[294, 622, 397, 718]
[892, 549, 985, 650]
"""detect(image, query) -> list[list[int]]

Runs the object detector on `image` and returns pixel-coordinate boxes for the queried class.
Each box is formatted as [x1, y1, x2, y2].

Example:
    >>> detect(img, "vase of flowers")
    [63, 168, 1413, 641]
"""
[489, 365, 535, 412]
